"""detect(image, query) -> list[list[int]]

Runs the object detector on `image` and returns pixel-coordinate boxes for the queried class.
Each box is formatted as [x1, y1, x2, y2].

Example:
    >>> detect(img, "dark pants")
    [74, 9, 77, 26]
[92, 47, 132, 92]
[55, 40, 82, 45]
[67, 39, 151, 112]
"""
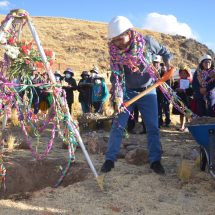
[158, 97, 170, 127]
[196, 98, 214, 117]
[67, 101, 73, 114]
[80, 101, 91, 113]
[127, 105, 146, 133]
[93, 101, 103, 113]
[127, 106, 139, 131]
[32, 87, 41, 114]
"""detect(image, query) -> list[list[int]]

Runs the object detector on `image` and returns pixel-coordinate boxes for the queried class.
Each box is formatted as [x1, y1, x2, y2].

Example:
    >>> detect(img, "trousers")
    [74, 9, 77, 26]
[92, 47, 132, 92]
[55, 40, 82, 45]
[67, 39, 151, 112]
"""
[105, 89, 162, 163]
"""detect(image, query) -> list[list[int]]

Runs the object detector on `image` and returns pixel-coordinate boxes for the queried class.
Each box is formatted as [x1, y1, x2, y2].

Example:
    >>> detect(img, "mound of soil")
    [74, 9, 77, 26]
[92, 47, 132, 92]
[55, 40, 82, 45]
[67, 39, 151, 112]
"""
[189, 116, 215, 125]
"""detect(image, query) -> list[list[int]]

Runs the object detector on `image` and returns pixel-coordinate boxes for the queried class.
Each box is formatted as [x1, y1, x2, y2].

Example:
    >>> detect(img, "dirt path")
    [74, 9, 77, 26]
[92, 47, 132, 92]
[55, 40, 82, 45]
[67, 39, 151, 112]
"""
[0, 126, 215, 215]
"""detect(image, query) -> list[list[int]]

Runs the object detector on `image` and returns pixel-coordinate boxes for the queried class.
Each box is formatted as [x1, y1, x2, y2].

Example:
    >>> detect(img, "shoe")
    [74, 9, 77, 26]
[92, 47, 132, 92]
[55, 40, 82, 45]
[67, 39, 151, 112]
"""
[184, 128, 189, 132]
[165, 119, 171, 127]
[159, 121, 163, 127]
[139, 130, 146, 134]
[177, 127, 184, 132]
[150, 161, 165, 175]
[128, 130, 136, 134]
[101, 160, 114, 173]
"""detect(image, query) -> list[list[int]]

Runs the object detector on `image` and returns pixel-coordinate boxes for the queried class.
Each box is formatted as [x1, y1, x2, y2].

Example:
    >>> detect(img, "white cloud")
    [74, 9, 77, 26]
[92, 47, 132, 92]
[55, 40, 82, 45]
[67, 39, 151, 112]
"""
[143, 12, 197, 39]
[0, 1, 9, 9]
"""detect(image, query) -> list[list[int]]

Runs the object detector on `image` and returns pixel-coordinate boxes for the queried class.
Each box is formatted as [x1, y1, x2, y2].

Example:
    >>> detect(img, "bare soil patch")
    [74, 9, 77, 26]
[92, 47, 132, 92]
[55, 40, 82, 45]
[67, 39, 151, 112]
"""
[0, 156, 91, 200]
[1, 120, 215, 215]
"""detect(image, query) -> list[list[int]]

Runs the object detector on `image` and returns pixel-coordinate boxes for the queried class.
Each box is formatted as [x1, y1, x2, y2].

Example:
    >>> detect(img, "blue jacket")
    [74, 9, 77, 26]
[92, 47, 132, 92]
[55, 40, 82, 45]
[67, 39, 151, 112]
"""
[92, 80, 109, 102]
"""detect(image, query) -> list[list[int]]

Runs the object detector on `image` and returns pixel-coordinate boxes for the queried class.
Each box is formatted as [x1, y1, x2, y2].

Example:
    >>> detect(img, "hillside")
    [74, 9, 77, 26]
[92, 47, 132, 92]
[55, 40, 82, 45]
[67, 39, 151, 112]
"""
[0, 15, 214, 79]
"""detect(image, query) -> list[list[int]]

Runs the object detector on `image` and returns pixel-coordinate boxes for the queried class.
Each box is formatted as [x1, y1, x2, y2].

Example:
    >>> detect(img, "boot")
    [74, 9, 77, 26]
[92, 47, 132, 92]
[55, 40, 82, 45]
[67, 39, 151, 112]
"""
[101, 160, 114, 173]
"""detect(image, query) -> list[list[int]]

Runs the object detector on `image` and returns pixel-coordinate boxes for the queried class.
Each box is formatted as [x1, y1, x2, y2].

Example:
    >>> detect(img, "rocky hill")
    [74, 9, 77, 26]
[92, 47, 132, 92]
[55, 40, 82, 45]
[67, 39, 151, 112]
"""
[0, 15, 214, 79]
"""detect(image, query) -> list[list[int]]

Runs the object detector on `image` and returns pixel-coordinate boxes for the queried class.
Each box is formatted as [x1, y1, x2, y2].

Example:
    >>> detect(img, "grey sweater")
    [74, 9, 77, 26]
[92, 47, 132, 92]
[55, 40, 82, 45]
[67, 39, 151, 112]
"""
[123, 35, 173, 89]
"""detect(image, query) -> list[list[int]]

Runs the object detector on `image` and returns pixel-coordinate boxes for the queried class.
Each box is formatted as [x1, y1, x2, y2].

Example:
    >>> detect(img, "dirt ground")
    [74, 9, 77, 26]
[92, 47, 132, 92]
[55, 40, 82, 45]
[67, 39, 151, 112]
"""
[1, 119, 215, 215]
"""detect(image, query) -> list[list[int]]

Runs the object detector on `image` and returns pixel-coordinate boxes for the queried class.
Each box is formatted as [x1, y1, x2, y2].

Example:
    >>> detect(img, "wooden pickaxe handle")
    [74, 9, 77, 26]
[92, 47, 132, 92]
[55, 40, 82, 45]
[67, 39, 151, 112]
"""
[123, 66, 175, 108]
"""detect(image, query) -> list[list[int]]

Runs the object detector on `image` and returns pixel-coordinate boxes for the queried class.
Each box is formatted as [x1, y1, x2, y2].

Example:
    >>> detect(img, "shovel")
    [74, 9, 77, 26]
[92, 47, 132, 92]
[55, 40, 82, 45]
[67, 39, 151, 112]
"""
[122, 66, 175, 108]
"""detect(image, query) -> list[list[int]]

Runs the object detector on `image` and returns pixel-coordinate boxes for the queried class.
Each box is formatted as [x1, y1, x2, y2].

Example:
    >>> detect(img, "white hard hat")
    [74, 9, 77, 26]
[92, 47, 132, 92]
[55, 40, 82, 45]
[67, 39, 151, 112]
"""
[108, 16, 133, 39]
[199, 54, 212, 63]
[153, 55, 162, 63]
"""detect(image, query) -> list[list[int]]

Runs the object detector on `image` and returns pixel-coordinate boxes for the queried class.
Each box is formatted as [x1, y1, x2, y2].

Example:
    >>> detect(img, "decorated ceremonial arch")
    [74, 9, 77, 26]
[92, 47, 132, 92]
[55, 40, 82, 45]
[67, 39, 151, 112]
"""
[0, 9, 103, 192]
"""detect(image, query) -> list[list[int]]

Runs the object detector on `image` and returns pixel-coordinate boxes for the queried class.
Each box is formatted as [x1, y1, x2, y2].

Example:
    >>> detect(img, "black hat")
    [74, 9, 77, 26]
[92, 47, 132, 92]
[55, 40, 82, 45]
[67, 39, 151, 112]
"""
[63, 68, 74, 75]
[54, 71, 63, 77]
[90, 69, 99, 74]
[54, 71, 63, 80]
[81, 71, 90, 77]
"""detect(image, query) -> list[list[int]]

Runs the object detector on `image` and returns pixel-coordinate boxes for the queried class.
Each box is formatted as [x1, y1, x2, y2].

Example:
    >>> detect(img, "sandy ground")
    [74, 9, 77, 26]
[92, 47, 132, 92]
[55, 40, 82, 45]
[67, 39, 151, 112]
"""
[1, 121, 215, 215]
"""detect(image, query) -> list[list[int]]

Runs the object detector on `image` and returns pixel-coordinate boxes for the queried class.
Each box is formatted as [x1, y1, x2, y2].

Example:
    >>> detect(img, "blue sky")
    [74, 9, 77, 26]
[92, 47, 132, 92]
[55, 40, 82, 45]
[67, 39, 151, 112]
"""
[0, 0, 214, 52]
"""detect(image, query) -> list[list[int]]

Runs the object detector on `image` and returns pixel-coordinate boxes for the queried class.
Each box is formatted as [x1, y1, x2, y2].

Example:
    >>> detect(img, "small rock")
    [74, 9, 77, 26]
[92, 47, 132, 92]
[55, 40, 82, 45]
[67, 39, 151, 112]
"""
[87, 137, 107, 154]
[125, 148, 148, 165]
[126, 144, 139, 151]
[117, 148, 127, 159]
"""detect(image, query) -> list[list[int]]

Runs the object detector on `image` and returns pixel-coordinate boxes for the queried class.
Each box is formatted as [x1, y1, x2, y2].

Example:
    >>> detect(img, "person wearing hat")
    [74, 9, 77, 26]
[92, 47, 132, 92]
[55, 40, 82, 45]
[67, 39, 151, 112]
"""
[62, 68, 77, 114]
[153, 55, 163, 127]
[54, 71, 63, 83]
[172, 65, 193, 131]
[78, 71, 93, 113]
[37, 72, 54, 115]
[100, 16, 173, 174]
[152, 55, 162, 69]
[30, 67, 42, 115]
[91, 75, 109, 114]
[153, 56, 171, 128]
[192, 54, 215, 116]
[89, 68, 99, 80]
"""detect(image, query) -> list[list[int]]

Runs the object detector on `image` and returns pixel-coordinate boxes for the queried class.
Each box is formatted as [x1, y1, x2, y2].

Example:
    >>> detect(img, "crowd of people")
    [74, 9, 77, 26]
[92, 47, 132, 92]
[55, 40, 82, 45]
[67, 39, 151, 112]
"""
[28, 66, 109, 118]
[17, 15, 214, 176]
[126, 53, 215, 134]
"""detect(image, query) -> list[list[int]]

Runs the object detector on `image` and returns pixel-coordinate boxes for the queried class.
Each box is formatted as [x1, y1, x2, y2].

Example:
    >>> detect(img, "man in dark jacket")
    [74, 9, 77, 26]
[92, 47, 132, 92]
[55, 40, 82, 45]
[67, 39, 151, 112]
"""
[78, 71, 92, 113]
[63, 68, 77, 114]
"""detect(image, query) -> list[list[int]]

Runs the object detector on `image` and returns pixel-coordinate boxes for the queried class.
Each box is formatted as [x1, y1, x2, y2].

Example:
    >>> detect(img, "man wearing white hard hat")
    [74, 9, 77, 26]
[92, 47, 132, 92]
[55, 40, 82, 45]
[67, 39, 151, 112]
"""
[101, 16, 173, 174]
[192, 54, 215, 116]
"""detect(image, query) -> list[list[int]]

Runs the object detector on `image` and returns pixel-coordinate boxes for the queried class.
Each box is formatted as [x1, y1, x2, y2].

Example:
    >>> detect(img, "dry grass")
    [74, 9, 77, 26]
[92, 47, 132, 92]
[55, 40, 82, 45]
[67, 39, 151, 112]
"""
[7, 135, 16, 152]
[10, 108, 20, 127]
